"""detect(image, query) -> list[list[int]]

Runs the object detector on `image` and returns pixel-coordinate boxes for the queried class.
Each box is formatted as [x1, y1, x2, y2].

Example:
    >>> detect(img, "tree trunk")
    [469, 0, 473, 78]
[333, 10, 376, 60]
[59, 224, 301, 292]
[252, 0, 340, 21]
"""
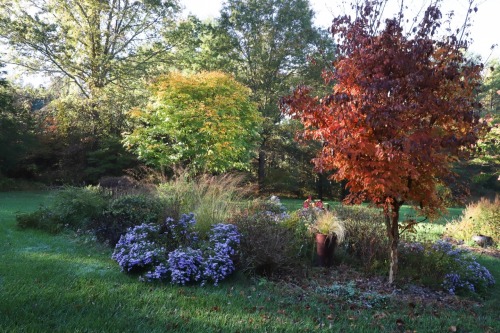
[258, 150, 266, 193]
[385, 201, 401, 284]
[317, 173, 323, 200]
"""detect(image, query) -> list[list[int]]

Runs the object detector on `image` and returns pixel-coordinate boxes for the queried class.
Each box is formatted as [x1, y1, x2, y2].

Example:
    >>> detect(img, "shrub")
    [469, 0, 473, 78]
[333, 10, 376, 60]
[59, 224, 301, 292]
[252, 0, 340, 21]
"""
[445, 196, 500, 246]
[160, 213, 199, 251]
[51, 185, 110, 229]
[167, 247, 204, 285]
[399, 240, 495, 295]
[157, 171, 253, 237]
[202, 223, 241, 285]
[16, 207, 64, 234]
[233, 201, 308, 276]
[16, 185, 109, 233]
[335, 205, 388, 272]
[90, 194, 166, 246]
[111, 223, 166, 273]
[112, 215, 241, 286]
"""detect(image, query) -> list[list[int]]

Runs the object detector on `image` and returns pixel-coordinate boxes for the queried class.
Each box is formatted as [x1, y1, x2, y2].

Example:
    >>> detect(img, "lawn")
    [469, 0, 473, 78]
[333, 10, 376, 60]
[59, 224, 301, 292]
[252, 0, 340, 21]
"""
[280, 198, 464, 242]
[0, 192, 498, 332]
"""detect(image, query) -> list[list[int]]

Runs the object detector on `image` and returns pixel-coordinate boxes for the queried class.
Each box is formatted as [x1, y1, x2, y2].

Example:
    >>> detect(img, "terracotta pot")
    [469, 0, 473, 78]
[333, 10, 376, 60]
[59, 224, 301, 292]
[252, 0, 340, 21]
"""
[315, 233, 336, 267]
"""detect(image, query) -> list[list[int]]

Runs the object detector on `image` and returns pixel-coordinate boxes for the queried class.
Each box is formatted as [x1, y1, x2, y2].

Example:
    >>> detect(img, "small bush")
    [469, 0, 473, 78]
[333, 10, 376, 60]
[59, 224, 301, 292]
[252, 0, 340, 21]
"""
[16, 207, 64, 233]
[112, 215, 241, 286]
[51, 185, 110, 230]
[16, 185, 109, 233]
[335, 205, 388, 272]
[167, 247, 204, 285]
[445, 196, 500, 246]
[399, 240, 495, 295]
[233, 201, 308, 277]
[90, 194, 166, 246]
[112, 223, 166, 273]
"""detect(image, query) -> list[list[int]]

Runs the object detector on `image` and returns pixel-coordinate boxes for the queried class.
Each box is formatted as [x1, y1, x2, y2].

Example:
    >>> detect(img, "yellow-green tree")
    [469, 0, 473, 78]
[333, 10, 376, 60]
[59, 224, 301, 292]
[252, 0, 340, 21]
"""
[123, 72, 262, 174]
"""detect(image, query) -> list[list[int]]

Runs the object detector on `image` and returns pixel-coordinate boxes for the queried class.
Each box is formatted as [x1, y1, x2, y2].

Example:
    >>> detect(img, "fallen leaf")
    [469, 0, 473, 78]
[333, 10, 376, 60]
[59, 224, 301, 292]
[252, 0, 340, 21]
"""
[372, 312, 388, 320]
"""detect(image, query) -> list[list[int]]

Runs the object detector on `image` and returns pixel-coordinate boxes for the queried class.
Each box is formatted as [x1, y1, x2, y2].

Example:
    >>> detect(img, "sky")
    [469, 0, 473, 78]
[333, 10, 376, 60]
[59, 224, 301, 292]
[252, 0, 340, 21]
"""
[183, 0, 500, 62]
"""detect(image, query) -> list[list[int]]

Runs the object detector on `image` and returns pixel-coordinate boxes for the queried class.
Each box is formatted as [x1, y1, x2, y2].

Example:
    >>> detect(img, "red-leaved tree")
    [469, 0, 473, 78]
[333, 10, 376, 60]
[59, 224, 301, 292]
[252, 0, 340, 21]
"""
[281, 0, 488, 283]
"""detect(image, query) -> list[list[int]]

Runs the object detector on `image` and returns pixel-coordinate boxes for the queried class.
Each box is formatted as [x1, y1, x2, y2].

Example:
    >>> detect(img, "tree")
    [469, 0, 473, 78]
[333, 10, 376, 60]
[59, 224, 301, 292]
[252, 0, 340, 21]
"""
[477, 61, 500, 166]
[217, 0, 333, 189]
[281, 0, 487, 283]
[0, 0, 180, 97]
[0, 63, 38, 178]
[0, 0, 180, 182]
[123, 71, 262, 174]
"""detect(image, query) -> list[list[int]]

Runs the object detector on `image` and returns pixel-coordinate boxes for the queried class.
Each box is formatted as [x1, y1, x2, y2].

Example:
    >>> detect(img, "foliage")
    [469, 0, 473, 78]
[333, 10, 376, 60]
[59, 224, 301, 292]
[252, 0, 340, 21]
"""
[218, 0, 328, 118]
[334, 205, 388, 272]
[16, 206, 64, 234]
[233, 201, 307, 276]
[315, 281, 389, 309]
[445, 196, 500, 246]
[156, 171, 254, 237]
[89, 194, 166, 246]
[0, 1, 181, 184]
[281, 0, 487, 283]
[0, 73, 38, 177]
[16, 186, 110, 233]
[111, 223, 166, 273]
[112, 215, 240, 286]
[124, 71, 262, 174]
[214, 0, 335, 189]
[400, 240, 495, 295]
[0, 0, 180, 97]
[305, 209, 346, 243]
[50, 186, 110, 229]
[474, 62, 500, 186]
[260, 121, 328, 197]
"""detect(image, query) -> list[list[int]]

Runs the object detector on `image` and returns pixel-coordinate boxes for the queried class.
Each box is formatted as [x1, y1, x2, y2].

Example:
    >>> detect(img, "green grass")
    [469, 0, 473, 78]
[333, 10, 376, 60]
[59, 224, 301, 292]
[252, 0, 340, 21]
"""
[280, 198, 464, 242]
[1, 192, 499, 332]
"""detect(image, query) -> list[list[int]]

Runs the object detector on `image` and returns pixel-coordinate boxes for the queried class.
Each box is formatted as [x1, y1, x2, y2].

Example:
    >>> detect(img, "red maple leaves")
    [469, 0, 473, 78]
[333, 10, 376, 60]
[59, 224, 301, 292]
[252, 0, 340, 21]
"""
[281, 2, 486, 216]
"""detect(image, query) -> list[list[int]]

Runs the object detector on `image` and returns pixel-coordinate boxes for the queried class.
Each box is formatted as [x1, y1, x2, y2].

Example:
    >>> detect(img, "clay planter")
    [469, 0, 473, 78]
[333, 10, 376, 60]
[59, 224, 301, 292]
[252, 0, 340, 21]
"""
[315, 233, 337, 267]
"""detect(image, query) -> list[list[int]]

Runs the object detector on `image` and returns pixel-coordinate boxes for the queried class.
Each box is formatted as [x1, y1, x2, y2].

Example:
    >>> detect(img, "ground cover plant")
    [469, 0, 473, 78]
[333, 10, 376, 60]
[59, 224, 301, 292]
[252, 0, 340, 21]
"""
[1, 191, 500, 332]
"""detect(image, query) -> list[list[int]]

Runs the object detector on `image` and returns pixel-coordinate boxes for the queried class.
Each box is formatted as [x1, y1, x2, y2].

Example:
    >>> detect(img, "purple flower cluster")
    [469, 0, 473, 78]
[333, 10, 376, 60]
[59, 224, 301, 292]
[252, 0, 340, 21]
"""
[143, 262, 169, 281]
[111, 223, 165, 272]
[209, 223, 240, 252]
[112, 217, 241, 286]
[165, 223, 241, 286]
[202, 223, 241, 285]
[400, 242, 425, 254]
[431, 240, 495, 295]
[162, 213, 199, 248]
[167, 247, 204, 285]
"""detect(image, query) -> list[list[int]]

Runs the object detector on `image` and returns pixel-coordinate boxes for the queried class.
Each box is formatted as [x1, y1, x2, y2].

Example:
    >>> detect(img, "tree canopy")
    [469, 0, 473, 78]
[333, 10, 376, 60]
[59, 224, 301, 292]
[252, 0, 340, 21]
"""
[123, 71, 262, 174]
[281, 0, 488, 283]
[0, 0, 180, 96]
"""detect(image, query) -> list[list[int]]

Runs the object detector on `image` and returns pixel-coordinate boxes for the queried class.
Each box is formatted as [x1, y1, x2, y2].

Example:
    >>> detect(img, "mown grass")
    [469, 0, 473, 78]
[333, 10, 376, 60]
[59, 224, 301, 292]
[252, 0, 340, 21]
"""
[280, 198, 464, 242]
[0, 192, 499, 332]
